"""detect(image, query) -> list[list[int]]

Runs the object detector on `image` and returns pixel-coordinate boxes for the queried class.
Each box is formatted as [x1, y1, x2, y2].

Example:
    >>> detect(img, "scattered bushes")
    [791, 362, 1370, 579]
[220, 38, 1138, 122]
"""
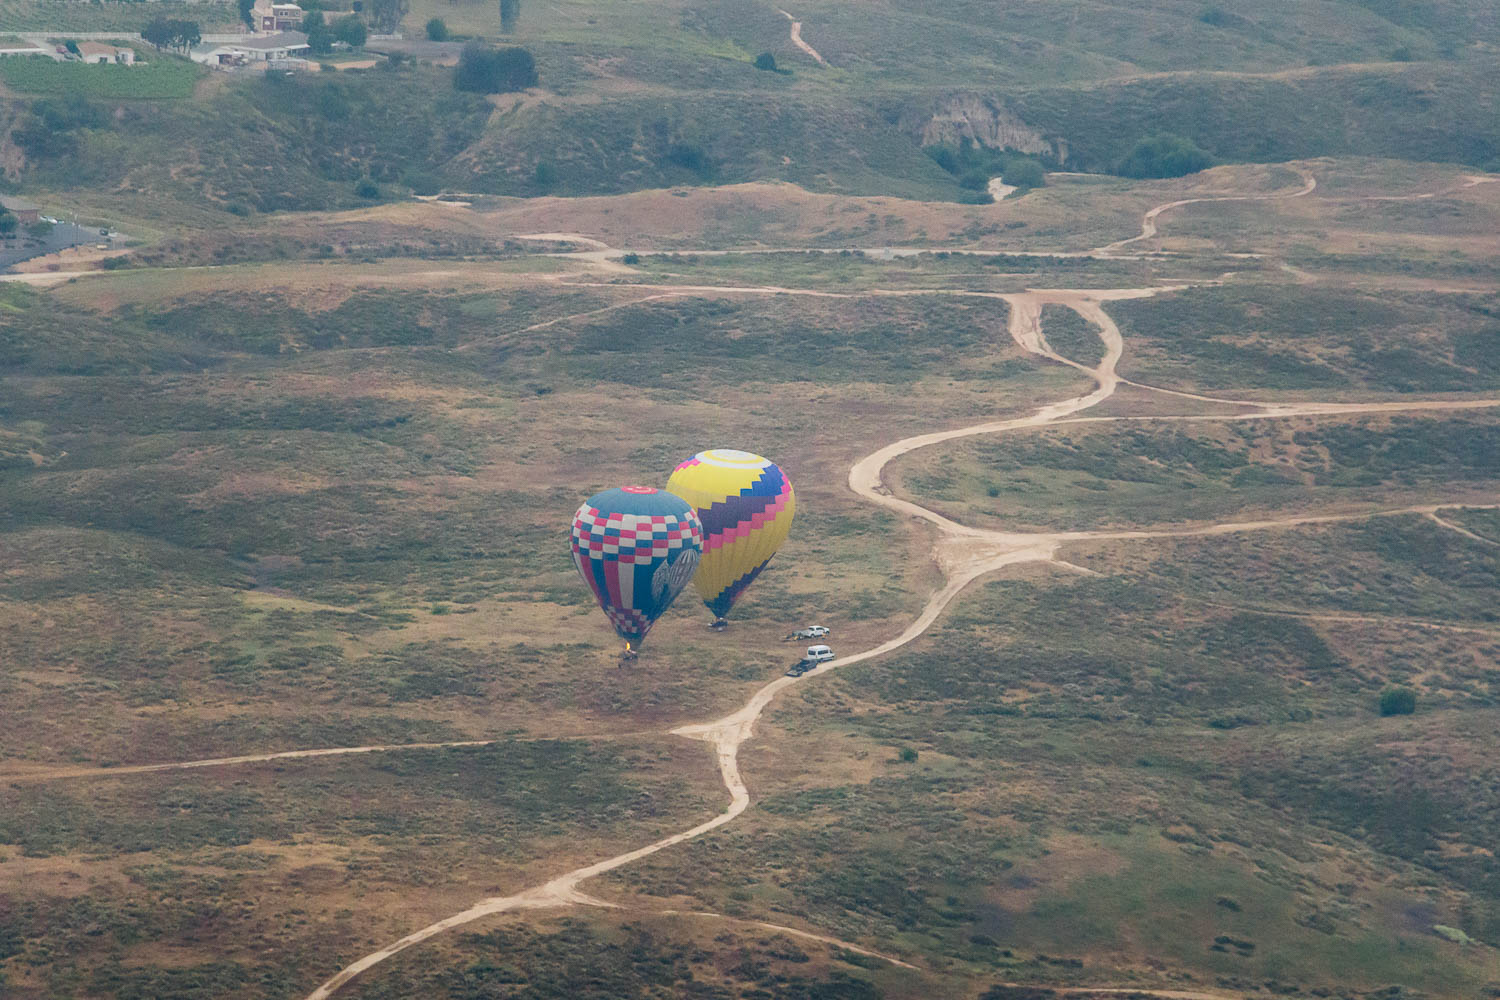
[923, 138, 1047, 198]
[453, 43, 537, 94]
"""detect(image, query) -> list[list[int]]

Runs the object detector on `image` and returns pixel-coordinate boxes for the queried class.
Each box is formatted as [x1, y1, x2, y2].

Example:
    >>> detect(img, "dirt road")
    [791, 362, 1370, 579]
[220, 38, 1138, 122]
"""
[778, 8, 828, 66]
[1098, 170, 1316, 253]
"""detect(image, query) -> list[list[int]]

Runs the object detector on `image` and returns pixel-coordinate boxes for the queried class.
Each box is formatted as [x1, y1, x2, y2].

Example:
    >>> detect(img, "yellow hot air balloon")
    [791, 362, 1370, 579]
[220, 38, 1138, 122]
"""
[666, 449, 795, 625]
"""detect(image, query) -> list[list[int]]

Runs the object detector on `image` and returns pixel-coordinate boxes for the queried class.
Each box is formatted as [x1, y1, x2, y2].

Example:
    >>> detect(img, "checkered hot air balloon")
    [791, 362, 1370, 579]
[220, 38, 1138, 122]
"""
[665, 449, 796, 624]
[570, 486, 704, 650]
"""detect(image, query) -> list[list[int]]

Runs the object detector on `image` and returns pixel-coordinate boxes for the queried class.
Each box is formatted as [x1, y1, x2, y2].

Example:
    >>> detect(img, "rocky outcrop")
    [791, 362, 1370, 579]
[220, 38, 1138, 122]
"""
[902, 93, 1067, 163]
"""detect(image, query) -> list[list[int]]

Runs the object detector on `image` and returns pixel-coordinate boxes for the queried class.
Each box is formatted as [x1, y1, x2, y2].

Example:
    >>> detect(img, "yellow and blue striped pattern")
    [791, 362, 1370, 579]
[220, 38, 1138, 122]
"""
[665, 449, 795, 619]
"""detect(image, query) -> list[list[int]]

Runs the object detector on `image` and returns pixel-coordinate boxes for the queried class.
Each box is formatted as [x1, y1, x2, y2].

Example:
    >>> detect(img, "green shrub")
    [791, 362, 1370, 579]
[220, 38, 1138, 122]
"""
[754, 52, 777, 71]
[1002, 158, 1046, 188]
[898, 747, 919, 763]
[404, 171, 442, 196]
[334, 14, 367, 49]
[354, 177, 380, 199]
[454, 43, 537, 94]
[426, 17, 449, 41]
[1116, 133, 1213, 178]
[1379, 686, 1417, 716]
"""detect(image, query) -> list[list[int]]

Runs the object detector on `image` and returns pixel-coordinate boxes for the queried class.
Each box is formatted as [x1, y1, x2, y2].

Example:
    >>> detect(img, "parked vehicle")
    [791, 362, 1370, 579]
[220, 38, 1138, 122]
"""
[786, 645, 834, 677]
[785, 625, 830, 640]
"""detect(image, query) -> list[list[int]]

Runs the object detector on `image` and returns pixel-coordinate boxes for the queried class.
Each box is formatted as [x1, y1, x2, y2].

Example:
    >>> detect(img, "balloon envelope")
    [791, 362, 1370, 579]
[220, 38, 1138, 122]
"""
[665, 449, 795, 619]
[570, 486, 704, 645]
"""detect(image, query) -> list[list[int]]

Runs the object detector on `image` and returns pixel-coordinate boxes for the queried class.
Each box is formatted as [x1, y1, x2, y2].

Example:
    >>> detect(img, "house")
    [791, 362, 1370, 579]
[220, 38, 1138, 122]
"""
[76, 42, 136, 65]
[251, 0, 305, 32]
[0, 197, 41, 225]
[191, 32, 309, 67]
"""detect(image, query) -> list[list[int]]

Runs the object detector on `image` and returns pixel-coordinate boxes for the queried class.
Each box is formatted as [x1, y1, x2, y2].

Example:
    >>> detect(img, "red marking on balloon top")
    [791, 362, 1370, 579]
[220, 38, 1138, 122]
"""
[621, 485, 658, 494]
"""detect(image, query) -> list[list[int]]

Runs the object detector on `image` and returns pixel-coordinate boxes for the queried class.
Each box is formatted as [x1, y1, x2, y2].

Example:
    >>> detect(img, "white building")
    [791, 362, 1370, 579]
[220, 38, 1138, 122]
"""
[191, 31, 309, 68]
[76, 42, 136, 65]
[251, 0, 305, 32]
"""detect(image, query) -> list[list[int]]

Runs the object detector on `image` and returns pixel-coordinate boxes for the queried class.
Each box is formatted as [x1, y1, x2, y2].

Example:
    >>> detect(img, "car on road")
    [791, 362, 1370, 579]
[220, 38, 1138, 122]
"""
[786, 644, 835, 677]
[786, 625, 830, 640]
[786, 644, 834, 677]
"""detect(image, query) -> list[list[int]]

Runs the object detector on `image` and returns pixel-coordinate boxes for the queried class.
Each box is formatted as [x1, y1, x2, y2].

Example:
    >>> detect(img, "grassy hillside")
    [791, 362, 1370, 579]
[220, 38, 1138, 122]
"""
[5, 1, 1499, 214]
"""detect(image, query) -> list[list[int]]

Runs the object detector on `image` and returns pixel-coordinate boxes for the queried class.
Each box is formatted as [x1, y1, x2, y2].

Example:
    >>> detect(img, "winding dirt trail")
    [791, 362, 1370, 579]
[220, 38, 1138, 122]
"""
[778, 8, 828, 66]
[304, 261, 1500, 996]
[1098, 170, 1316, 254]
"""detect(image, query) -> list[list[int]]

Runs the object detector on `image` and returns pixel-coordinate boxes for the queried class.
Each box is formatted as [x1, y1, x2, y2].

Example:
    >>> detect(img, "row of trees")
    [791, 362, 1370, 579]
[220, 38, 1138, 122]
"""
[141, 18, 201, 53]
[305, 11, 367, 53]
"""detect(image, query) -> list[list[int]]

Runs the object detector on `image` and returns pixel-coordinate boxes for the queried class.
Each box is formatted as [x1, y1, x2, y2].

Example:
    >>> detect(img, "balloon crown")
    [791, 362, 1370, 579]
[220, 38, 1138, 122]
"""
[620, 485, 659, 494]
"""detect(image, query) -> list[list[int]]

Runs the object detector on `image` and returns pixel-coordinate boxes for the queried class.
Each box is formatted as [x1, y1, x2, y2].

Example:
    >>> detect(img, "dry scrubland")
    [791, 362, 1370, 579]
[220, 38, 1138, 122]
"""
[1, 157, 1498, 999]
[2, 0, 1500, 990]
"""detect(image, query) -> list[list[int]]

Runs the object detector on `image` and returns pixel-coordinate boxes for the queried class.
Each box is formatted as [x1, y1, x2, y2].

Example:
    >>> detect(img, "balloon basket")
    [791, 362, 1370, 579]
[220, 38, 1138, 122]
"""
[709, 618, 729, 631]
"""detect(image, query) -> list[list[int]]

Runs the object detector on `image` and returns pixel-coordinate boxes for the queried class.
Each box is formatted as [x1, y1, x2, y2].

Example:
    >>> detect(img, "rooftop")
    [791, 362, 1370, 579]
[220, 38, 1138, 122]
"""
[76, 42, 123, 57]
[225, 31, 309, 51]
[1, 196, 41, 211]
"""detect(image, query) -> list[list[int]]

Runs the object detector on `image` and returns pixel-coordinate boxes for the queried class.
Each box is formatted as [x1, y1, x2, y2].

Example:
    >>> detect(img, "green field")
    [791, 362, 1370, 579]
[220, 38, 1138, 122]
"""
[0, 0, 238, 31]
[0, 52, 202, 99]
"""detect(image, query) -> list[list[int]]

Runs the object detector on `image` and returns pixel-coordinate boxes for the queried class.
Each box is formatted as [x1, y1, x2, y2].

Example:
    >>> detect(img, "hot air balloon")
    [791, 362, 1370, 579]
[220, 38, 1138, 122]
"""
[665, 449, 795, 628]
[570, 486, 704, 659]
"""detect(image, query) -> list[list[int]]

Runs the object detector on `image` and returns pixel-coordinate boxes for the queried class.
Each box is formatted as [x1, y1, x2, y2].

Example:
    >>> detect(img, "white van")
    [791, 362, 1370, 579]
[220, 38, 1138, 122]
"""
[805, 644, 834, 663]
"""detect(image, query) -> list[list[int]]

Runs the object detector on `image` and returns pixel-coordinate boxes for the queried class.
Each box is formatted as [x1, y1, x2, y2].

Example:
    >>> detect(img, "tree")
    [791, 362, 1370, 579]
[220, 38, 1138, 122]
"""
[1116, 133, 1213, 179]
[170, 19, 202, 52]
[26, 220, 54, 240]
[141, 17, 174, 51]
[303, 11, 333, 53]
[238, 0, 256, 28]
[1380, 686, 1417, 716]
[63, 40, 80, 56]
[0, 214, 17, 238]
[334, 14, 367, 48]
[1002, 158, 1046, 189]
[753, 51, 777, 71]
[425, 17, 449, 41]
[453, 43, 537, 93]
[500, 0, 520, 33]
[365, 0, 409, 34]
